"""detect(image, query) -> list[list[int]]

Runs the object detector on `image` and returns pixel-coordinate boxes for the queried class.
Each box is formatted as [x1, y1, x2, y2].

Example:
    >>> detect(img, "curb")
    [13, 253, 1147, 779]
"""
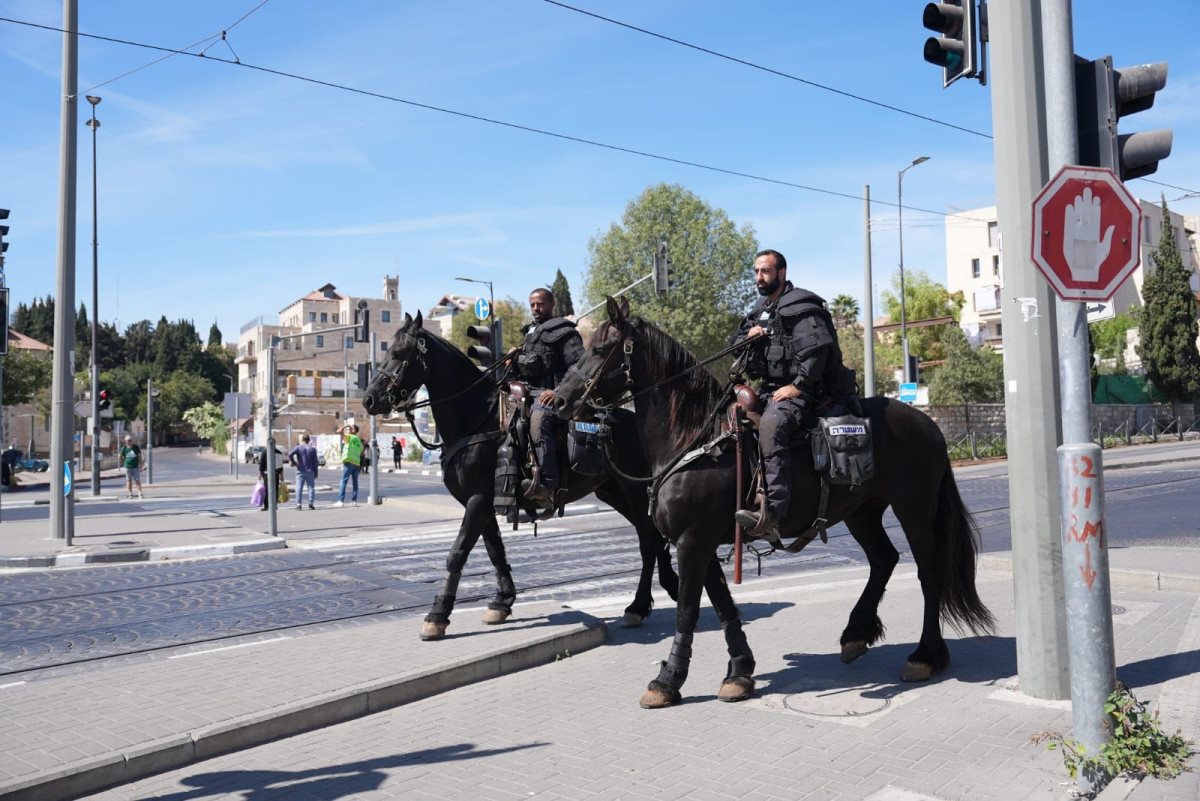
[0, 538, 286, 569]
[978, 554, 1200, 594]
[0, 615, 607, 801]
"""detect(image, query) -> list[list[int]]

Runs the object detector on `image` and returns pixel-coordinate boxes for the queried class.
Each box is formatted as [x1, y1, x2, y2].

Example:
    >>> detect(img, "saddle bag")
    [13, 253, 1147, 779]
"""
[811, 414, 874, 488]
[567, 418, 611, 476]
[493, 441, 521, 518]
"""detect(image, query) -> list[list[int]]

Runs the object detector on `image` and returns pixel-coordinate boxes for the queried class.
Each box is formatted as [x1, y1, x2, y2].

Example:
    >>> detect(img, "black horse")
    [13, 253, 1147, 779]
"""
[553, 297, 995, 708]
[361, 311, 680, 640]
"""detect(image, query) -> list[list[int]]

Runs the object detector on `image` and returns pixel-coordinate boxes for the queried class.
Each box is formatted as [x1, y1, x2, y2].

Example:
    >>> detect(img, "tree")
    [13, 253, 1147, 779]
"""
[75, 302, 90, 353]
[550, 269, 575, 317]
[182, 401, 228, 454]
[838, 325, 897, 397]
[1136, 200, 1200, 403]
[584, 183, 757, 360]
[1090, 310, 1139, 375]
[448, 299, 525, 356]
[928, 325, 1005, 405]
[124, 320, 155, 364]
[830, 294, 861, 330]
[11, 296, 55, 344]
[1, 349, 53, 406]
[879, 270, 965, 370]
[207, 322, 223, 349]
[152, 371, 217, 441]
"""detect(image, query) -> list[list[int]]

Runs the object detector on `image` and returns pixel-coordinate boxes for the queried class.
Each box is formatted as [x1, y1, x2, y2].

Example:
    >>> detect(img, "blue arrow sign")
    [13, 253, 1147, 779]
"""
[474, 297, 491, 321]
[63, 461, 73, 496]
[899, 382, 919, 403]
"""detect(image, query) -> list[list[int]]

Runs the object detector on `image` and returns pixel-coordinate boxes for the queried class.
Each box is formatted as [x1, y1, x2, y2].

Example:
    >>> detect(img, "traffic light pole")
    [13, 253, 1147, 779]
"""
[575, 272, 655, 322]
[862, 185, 875, 398]
[264, 343, 278, 538]
[989, 0, 1069, 700]
[368, 332, 380, 505]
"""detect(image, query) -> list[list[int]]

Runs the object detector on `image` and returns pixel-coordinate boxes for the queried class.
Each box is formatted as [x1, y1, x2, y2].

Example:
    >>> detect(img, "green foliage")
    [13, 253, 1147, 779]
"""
[879, 270, 965, 366]
[584, 183, 757, 359]
[1136, 201, 1200, 402]
[207, 322, 223, 349]
[10, 295, 56, 344]
[153, 371, 217, 440]
[928, 326, 1004, 405]
[448, 298, 525, 356]
[181, 402, 228, 453]
[1, 349, 53, 406]
[1035, 684, 1192, 784]
[830, 294, 861, 330]
[1091, 310, 1139, 375]
[550, 269, 575, 317]
[838, 325, 897, 397]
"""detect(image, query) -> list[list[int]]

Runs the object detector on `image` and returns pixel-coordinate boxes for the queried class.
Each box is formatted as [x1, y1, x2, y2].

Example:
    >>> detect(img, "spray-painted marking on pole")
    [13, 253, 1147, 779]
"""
[1067, 453, 1104, 589]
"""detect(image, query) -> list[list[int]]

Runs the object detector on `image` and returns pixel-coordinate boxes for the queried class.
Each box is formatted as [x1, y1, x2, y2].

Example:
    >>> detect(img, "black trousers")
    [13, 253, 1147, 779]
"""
[528, 400, 565, 491]
[758, 395, 809, 522]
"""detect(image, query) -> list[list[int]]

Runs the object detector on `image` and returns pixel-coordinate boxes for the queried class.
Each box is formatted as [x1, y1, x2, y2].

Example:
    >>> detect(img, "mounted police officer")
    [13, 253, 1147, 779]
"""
[511, 287, 584, 509]
[730, 249, 847, 541]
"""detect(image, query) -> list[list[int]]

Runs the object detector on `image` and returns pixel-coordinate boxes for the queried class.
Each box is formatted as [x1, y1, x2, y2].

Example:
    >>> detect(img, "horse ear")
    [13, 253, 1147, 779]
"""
[618, 296, 630, 318]
[402, 312, 413, 329]
[605, 296, 623, 322]
[414, 310, 424, 329]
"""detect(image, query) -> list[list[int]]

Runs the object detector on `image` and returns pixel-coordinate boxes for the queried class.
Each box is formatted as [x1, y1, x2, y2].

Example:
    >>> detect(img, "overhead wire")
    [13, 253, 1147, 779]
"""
[0, 14, 992, 225]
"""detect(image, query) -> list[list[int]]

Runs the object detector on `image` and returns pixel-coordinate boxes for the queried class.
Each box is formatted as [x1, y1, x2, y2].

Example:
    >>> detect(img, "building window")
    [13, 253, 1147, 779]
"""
[308, 312, 316, 323]
[995, 322, 1003, 338]
[320, 312, 328, 323]
[380, 341, 388, 352]
[345, 336, 353, 349]
[987, 221, 998, 249]
[971, 258, 981, 279]
[381, 310, 391, 323]
[1144, 217, 1153, 244]
[992, 254, 1000, 277]
[316, 335, 325, 348]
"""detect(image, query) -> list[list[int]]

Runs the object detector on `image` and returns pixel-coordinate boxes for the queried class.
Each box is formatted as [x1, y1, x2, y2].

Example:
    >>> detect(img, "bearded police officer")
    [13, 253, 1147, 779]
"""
[730, 249, 846, 541]
[513, 287, 584, 508]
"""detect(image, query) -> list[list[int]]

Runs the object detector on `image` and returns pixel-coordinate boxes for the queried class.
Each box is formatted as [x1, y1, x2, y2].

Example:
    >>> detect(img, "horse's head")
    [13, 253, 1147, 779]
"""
[362, 310, 431, 416]
[554, 295, 640, 420]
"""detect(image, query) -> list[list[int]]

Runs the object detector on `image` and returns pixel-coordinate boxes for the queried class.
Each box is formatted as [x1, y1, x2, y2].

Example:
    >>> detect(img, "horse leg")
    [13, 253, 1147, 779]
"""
[598, 483, 678, 627]
[421, 493, 489, 640]
[892, 501, 950, 681]
[702, 555, 756, 702]
[641, 536, 708, 709]
[839, 499, 900, 664]
[479, 509, 516, 625]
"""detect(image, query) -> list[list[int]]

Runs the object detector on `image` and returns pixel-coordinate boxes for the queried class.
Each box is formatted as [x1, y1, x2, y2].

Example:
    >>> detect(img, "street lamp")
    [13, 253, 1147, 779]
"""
[456, 275, 495, 345]
[85, 95, 102, 495]
[897, 155, 930, 385]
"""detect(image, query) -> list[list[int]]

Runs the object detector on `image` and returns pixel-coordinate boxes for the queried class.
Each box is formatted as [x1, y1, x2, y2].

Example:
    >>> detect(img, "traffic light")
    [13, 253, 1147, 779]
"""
[0, 208, 9, 266]
[0, 287, 7, 356]
[98, 389, 111, 411]
[466, 324, 493, 365]
[354, 299, 370, 343]
[356, 362, 371, 390]
[922, 1, 979, 88]
[1075, 56, 1172, 181]
[653, 241, 673, 293]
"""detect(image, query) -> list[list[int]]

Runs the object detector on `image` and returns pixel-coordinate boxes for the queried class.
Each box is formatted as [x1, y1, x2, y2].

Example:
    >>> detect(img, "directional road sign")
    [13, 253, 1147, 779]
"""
[63, 461, 72, 496]
[1031, 166, 1142, 302]
[899, 382, 919, 403]
[474, 297, 491, 321]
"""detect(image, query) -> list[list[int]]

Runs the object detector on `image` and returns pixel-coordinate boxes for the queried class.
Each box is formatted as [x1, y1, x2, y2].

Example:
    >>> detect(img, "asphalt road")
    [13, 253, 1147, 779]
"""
[0, 451, 1196, 679]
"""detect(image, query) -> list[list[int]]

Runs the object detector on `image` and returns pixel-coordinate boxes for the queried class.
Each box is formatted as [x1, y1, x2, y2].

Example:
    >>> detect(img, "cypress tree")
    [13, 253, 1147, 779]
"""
[1136, 200, 1200, 404]
[550, 269, 575, 317]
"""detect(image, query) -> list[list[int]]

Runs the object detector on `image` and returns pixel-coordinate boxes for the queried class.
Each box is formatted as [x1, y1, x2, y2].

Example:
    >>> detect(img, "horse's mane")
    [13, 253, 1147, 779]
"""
[598, 317, 723, 450]
[403, 322, 480, 378]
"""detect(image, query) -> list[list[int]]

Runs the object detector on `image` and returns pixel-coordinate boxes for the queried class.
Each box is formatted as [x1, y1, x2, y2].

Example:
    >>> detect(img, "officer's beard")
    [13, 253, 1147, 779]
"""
[756, 277, 781, 296]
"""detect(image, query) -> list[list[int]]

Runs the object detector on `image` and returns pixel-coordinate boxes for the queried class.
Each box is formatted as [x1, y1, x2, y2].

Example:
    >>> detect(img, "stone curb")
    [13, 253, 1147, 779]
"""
[0, 537, 286, 569]
[978, 554, 1200, 594]
[0, 616, 607, 801]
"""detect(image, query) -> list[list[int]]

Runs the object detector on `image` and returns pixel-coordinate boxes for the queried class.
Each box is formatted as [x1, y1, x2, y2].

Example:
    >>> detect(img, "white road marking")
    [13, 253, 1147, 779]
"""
[168, 636, 291, 659]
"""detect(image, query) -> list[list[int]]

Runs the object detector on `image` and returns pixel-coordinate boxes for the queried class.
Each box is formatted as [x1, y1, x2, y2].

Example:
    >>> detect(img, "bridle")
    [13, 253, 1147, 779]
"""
[375, 334, 429, 409]
[574, 328, 635, 411]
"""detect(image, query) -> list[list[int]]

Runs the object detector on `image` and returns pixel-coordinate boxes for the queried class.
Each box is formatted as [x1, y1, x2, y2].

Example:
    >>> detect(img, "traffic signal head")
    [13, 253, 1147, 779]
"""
[1075, 56, 1172, 181]
[465, 324, 493, 365]
[922, 1, 979, 88]
[354, 300, 370, 343]
[653, 241, 674, 293]
[98, 390, 111, 411]
[356, 362, 371, 390]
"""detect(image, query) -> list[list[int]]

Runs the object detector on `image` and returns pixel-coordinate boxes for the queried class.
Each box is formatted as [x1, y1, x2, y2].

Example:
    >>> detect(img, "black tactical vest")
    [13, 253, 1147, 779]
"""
[747, 287, 839, 390]
[516, 317, 579, 389]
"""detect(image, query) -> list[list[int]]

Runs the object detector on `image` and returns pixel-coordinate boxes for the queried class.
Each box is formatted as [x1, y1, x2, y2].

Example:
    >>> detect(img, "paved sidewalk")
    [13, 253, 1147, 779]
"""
[45, 552, 1196, 801]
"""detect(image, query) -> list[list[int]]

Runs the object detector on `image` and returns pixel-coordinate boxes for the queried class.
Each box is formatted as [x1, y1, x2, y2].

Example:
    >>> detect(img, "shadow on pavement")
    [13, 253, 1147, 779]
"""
[1118, 647, 1200, 690]
[133, 742, 547, 801]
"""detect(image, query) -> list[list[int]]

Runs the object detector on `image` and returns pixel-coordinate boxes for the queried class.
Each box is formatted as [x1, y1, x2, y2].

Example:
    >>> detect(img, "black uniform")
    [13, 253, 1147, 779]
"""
[516, 316, 584, 492]
[730, 282, 843, 524]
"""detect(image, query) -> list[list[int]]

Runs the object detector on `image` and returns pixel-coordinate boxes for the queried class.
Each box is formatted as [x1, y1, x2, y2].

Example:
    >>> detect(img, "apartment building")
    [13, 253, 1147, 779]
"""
[945, 202, 1200, 363]
[236, 276, 402, 446]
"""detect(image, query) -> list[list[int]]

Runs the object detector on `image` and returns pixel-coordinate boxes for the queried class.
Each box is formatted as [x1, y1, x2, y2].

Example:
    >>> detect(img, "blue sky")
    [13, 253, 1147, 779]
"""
[2, 1, 1198, 341]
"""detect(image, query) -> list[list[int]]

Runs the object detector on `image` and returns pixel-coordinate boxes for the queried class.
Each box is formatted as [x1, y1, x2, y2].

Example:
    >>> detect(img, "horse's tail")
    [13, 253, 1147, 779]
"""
[935, 467, 996, 636]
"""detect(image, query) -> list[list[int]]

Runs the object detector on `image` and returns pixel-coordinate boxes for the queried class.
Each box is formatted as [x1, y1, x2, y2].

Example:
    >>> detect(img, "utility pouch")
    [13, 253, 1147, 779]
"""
[811, 414, 874, 488]
[494, 441, 521, 517]
[568, 419, 610, 476]
[517, 353, 545, 378]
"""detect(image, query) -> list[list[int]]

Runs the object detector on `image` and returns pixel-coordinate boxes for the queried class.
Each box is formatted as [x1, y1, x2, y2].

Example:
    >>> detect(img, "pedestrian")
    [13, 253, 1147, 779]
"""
[257, 447, 284, 511]
[392, 436, 402, 470]
[288, 434, 319, 510]
[119, 435, 144, 499]
[334, 424, 363, 507]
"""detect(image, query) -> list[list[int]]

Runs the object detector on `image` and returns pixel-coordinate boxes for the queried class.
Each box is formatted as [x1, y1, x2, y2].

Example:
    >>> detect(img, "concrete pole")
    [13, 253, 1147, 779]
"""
[88, 97, 101, 496]
[863, 184, 875, 398]
[897, 171, 910, 384]
[49, 0, 78, 542]
[368, 331, 380, 505]
[265, 344, 278, 537]
[1043, 2, 1116, 789]
[989, 0, 1069, 699]
[146, 379, 154, 484]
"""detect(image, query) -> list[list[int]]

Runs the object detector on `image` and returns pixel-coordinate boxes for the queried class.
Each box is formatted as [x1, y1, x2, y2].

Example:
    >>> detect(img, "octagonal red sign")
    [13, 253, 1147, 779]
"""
[1031, 166, 1142, 302]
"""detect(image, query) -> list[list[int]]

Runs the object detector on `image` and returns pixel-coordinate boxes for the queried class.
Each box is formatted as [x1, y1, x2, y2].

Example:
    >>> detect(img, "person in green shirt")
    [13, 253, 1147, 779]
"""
[119, 435, 144, 499]
[334, 424, 363, 507]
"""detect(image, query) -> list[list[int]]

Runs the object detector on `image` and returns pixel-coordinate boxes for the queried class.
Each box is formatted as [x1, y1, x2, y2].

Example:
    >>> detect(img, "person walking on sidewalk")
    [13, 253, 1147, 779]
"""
[288, 434, 319, 510]
[119, 435, 144, 499]
[256, 448, 284, 511]
[392, 436, 402, 470]
[334, 424, 363, 507]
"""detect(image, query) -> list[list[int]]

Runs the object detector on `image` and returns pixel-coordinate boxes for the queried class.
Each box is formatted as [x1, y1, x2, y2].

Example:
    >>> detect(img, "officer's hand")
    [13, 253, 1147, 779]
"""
[746, 326, 767, 339]
[538, 389, 557, 406]
[772, 384, 803, 403]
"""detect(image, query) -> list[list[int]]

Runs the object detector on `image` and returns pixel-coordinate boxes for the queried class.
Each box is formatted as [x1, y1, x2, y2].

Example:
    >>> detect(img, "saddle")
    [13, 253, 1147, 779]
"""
[494, 381, 572, 527]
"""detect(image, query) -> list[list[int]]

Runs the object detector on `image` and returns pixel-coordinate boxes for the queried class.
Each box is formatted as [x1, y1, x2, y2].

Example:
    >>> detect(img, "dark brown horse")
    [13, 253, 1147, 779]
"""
[361, 311, 680, 639]
[553, 297, 994, 708]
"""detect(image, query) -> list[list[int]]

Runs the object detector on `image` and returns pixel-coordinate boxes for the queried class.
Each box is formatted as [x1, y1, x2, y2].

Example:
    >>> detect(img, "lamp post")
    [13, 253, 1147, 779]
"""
[455, 275, 495, 345]
[898, 155, 930, 384]
[225, 373, 238, 478]
[86, 94, 101, 495]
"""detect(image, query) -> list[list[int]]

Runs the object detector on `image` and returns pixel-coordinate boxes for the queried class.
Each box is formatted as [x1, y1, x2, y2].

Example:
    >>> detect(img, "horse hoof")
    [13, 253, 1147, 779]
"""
[481, 608, 510, 625]
[620, 612, 645, 628]
[840, 641, 869, 664]
[901, 661, 934, 682]
[717, 676, 755, 703]
[420, 621, 448, 641]
[639, 686, 682, 709]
